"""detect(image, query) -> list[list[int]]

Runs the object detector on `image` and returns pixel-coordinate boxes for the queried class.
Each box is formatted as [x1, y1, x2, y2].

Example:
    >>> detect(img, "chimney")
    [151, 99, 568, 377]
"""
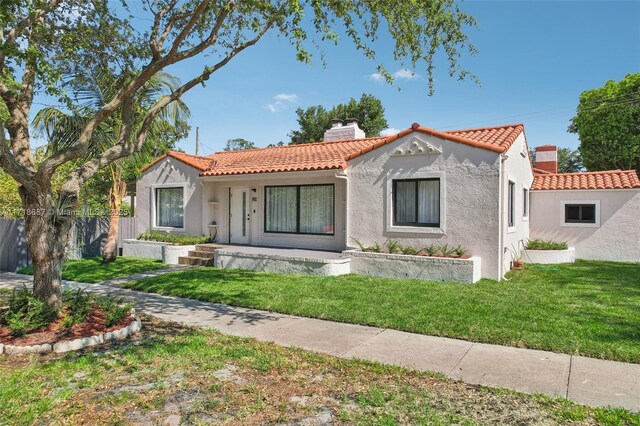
[535, 145, 558, 174]
[323, 118, 366, 142]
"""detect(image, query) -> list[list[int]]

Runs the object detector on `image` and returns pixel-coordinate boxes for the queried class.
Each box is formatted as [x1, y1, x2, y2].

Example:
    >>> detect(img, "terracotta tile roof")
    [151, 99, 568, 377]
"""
[144, 123, 526, 177]
[532, 170, 640, 191]
[141, 151, 214, 173]
[200, 137, 389, 176]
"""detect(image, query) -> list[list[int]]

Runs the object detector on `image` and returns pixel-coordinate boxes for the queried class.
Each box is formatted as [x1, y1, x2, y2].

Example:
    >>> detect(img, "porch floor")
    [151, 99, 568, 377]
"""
[203, 244, 348, 262]
[203, 244, 351, 276]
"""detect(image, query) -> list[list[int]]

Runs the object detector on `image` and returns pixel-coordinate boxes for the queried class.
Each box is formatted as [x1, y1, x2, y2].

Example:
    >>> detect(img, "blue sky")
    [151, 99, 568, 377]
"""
[36, 1, 640, 154]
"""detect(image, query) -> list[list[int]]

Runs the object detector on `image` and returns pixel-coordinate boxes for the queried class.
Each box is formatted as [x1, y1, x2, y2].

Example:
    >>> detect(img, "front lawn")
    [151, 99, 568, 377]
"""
[124, 260, 640, 363]
[18, 257, 168, 283]
[0, 317, 635, 425]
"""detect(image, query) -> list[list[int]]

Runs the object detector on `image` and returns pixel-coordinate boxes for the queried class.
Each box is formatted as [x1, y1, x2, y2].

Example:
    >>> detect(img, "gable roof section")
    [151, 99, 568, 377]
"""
[532, 170, 640, 191]
[200, 136, 389, 176]
[141, 151, 214, 173]
[141, 123, 525, 177]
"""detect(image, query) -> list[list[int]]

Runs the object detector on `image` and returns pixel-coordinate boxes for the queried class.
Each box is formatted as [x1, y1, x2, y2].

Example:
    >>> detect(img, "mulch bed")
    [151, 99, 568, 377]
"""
[0, 307, 133, 346]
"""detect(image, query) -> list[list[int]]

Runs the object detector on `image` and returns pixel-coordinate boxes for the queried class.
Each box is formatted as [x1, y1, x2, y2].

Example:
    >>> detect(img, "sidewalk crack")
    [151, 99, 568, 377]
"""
[448, 343, 474, 377]
[565, 355, 573, 399]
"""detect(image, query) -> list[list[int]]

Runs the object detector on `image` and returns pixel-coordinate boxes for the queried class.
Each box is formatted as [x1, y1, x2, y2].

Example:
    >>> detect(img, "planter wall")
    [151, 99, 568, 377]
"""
[122, 239, 164, 260]
[522, 247, 575, 264]
[214, 250, 351, 276]
[162, 244, 195, 265]
[344, 250, 481, 284]
[121, 239, 194, 265]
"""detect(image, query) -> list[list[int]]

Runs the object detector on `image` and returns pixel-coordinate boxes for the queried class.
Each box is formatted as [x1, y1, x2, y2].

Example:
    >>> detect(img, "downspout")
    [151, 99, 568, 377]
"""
[198, 178, 206, 236]
[334, 169, 350, 250]
[497, 154, 507, 279]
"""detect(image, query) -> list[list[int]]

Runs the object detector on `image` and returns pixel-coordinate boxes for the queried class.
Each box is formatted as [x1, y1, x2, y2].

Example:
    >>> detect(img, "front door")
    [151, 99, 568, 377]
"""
[229, 187, 250, 244]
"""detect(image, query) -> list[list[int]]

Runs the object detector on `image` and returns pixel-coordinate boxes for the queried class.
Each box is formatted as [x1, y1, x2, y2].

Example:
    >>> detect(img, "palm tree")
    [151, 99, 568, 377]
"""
[33, 67, 190, 263]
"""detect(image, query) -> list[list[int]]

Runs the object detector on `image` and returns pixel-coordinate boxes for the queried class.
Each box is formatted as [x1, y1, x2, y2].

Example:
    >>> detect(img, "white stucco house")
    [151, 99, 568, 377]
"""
[135, 120, 640, 280]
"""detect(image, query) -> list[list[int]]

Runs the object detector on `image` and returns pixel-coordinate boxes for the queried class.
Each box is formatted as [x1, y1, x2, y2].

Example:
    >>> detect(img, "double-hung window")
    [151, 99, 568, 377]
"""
[265, 184, 334, 235]
[155, 187, 184, 228]
[392, 178, 440, 227]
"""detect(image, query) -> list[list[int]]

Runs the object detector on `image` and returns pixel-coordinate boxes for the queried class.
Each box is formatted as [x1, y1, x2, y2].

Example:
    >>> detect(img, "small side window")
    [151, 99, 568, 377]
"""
[564, 204, 596, 224]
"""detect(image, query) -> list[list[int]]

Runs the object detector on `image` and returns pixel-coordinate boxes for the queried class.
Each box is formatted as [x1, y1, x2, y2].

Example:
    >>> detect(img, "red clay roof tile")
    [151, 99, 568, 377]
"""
[141, 123, 526, 177]
[531, 170, 640, 191]
[141, 151, 214, 173]
[196, 123, 525, 176]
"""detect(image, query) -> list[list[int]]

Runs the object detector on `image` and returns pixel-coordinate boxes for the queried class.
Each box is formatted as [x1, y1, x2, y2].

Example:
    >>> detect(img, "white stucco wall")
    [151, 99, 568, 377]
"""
[136, 157, 204, 236]
[501, 133, 534, 275]
[530, 189, 640, 261]
[201, 171, 347, 251]
[346, 132, 504, 279]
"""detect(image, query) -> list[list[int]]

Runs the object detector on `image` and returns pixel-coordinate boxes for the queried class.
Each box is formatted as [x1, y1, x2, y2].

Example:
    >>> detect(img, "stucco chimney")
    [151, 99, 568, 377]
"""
[324, 118, 366, 141]
[535, 145, 558, 174]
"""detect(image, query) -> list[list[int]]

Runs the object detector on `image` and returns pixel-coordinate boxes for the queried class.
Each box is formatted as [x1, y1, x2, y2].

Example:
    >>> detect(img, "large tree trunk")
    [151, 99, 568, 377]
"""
[101, 177, 127, 263]
[20, 187, 74, 308]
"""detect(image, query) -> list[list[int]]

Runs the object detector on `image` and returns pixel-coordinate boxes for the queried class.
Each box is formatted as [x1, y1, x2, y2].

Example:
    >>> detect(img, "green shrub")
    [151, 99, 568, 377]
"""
[385, 239, 402, 254]
[439, 244, 455, 257]
[0, 287, 58, 337]
[61, 288, 94, 328]
[525, 239, 568, 250]
[421, 244, 438, 256]
[401, 246, 420, 255]
[95, 295, 133, 327]
[137, 230, 213, 245]
[454, 245, 466, 257]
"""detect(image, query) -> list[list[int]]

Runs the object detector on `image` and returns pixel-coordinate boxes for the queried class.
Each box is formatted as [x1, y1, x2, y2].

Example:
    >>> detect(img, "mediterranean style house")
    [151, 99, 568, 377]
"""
[136, 120, 640, 280]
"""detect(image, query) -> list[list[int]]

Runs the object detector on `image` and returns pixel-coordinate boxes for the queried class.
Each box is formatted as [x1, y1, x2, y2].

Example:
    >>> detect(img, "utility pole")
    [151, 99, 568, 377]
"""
[195, 126, 200, 156]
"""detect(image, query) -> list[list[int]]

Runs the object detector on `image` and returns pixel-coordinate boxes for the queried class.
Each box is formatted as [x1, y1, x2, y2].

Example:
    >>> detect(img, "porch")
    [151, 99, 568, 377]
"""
[180, 244, 352, 276]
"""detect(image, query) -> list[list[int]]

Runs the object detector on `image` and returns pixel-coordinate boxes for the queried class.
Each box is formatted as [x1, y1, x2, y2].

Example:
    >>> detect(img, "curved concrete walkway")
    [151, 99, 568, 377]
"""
[1, 271, 638, 412]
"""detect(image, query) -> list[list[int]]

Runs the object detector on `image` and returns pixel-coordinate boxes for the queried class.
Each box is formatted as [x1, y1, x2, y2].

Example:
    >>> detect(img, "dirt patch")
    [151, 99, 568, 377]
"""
[1, 317, 630, 426]
[0, 308, 133, 346]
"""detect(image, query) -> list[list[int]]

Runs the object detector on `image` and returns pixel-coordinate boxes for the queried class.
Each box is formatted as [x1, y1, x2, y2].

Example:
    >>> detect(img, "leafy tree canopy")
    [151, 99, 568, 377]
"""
[224, 138, 256, 151]
[289, 94, 388, 144]
[569, 73, 640, 172]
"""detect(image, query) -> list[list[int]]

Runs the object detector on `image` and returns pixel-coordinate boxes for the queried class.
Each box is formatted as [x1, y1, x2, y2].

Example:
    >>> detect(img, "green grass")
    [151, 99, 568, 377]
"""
[1, 317, 636, 425]
[18, 257, 168, 283]
[123, 260, 640, 363]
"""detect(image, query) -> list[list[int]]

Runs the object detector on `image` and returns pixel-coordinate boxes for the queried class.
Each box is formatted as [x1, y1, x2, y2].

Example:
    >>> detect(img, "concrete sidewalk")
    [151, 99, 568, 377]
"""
[1, 271, 638, 412]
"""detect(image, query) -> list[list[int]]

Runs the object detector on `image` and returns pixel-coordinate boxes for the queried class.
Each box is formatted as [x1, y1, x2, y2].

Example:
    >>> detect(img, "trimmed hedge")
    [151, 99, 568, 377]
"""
[137, 230, 214, 246]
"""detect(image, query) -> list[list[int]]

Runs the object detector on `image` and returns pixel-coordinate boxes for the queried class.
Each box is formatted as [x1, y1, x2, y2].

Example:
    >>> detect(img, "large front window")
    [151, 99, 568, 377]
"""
[155, 187, 184, 228]
[392, 178, 440, 227]
[265, 184, 334, 235]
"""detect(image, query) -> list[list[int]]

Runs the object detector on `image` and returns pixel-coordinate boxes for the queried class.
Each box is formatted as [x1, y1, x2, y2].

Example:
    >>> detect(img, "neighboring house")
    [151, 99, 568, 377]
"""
[529, 145, 640, 262]
[136, 120, 640, 280]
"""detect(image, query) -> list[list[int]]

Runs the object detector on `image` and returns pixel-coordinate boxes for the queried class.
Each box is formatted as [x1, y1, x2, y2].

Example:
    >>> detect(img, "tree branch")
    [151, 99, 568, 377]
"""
[61, 19, 273, 191]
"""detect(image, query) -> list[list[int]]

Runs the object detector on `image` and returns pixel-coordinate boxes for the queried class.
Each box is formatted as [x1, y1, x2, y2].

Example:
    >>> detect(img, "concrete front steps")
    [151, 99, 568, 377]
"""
[177, 244, 221, 266]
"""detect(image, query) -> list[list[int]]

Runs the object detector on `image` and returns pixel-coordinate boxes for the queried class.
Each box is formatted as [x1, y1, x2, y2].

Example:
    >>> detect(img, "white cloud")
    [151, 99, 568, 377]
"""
[267, 93, 298, 112]
[393, 69, 419, 80]
[368, 69, 419, 83]
[380, 128, 400, 136]
[274, 93, 298, 102]
[368, 72, 384, 82]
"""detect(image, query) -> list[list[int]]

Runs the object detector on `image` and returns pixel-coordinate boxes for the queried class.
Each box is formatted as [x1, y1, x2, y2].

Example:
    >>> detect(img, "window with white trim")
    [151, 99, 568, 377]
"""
[523, 188, 529, 218]
[392, 178, 440, 227]
[508, 180, 515, 228]
[564, 203, 596, 224]
[155, 187, 184, 228]
[264, 184, 335, 235]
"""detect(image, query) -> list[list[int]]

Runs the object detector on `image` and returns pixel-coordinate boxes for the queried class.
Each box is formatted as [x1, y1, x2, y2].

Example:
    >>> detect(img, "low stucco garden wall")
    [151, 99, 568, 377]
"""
[522, 248, 575, 264]
[214, 250, 351, 276]
[345, 251, 482, 284]
[121, 239, 193, 265]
